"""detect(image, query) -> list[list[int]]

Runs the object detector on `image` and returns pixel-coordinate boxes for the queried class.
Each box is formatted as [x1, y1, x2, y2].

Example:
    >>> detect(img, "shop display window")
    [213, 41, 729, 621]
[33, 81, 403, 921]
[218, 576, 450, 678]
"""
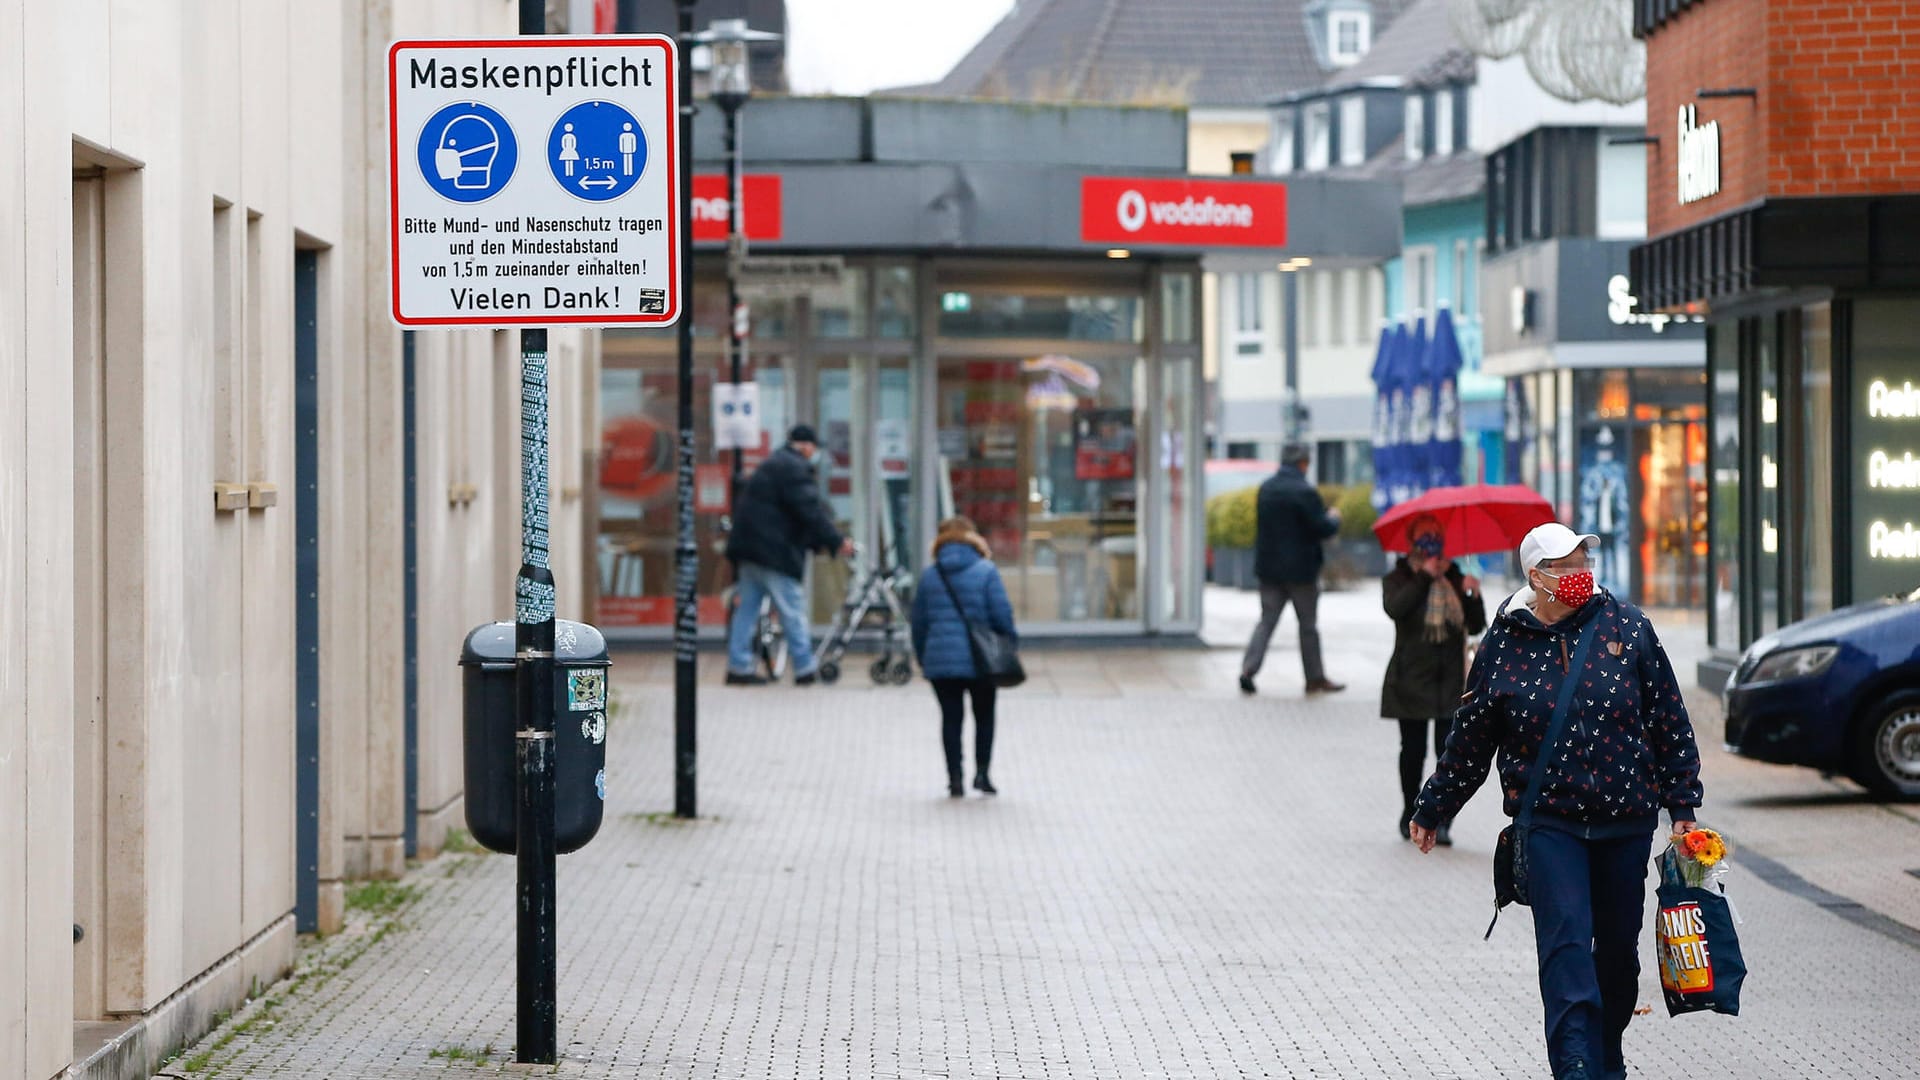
[596, 349, 785, 630]
[1800, 303, 1834, 617]
[1708, 325, 1742, 651]
[874, 264, 917, 339]
[937, 292, 1143, 343]
[936, 355, 1141, 623]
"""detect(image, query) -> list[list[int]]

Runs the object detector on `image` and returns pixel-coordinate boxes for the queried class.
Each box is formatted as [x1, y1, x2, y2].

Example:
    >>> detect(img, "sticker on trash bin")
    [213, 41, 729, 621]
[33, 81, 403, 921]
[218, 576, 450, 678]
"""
[594, 768, 607, 800]
[582, 711, 607, 745]
[567, 669, 606, 711]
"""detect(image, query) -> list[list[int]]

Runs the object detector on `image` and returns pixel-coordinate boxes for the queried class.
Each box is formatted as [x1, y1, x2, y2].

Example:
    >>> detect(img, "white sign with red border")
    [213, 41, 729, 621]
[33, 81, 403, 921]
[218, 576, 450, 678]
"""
[387, 36, 681, 327]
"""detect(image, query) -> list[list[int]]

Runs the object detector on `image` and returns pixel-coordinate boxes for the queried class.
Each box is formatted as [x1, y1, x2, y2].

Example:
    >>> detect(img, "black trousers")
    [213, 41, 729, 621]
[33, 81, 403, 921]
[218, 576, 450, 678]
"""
[1397, 717, 1452, 819]
[931, 678, 997, 780]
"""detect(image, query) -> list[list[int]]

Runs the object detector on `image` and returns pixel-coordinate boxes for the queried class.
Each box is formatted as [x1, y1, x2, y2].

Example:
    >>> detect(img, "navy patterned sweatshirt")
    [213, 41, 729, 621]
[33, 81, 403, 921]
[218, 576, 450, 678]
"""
[1411, 587, 1703, 832]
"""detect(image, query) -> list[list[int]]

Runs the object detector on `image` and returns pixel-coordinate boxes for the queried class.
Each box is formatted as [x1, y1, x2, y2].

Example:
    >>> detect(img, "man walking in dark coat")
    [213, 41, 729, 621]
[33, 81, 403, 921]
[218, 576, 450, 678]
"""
[724, 424, 854, 685]
[1239, 443, 1345, 695]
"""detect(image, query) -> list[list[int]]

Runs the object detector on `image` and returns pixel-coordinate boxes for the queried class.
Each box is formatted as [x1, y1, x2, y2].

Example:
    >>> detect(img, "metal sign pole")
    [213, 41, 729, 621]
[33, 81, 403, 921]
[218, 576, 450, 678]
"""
[513, 0, 558, 1066]
[673, 0, 700, 819]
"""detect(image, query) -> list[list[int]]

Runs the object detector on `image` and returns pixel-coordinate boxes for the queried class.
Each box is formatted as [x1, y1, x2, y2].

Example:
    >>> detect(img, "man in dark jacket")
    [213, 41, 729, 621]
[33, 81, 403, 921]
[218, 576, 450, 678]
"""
[1239, 443, 1345, 694]
[1410, 523, 1703, 1080]
[724, 424, 854, 685]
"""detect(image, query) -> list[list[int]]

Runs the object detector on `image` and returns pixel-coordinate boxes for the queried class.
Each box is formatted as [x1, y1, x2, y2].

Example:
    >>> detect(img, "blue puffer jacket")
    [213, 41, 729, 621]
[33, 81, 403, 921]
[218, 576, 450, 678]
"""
[910, 542, 1017, 680]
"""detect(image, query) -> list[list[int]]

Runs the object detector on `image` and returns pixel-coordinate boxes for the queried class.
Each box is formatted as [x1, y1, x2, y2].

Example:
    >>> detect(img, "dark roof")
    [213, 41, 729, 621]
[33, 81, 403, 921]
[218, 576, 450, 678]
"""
[910, 0, 1419, 108]
[1319, 139, 1485, 208]
[1323, 0, 1470, 92]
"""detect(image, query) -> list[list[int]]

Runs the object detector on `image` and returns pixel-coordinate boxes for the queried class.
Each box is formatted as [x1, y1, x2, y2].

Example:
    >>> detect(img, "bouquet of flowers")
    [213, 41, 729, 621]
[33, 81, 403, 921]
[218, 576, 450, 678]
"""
[1665, 827, 1731, 889]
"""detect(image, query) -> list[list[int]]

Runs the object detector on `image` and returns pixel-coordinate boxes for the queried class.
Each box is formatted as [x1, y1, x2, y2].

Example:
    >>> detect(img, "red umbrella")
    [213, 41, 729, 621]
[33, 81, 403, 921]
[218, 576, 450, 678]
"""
[1372, 484, 1555, 558]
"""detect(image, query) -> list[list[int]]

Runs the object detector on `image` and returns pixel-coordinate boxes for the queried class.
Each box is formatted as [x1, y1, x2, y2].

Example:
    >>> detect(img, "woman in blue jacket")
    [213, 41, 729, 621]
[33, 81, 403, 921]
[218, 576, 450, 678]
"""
[910, 516, 1018, 798]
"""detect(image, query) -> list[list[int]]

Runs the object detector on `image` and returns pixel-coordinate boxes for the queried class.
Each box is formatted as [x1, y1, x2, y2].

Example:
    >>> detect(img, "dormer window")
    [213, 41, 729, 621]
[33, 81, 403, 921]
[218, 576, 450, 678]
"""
[1435, 88, 1455, 155]
[1404, 94, 1425, 161]
[1339, 95, 1366, 165]
[1304, 102, 1332, 170]
[1330, 11, 1371, 65]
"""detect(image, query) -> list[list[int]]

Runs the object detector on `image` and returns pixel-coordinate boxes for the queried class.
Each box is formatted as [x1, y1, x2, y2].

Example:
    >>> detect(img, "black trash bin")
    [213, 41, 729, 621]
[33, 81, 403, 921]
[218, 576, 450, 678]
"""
[459, 620, 610, 855]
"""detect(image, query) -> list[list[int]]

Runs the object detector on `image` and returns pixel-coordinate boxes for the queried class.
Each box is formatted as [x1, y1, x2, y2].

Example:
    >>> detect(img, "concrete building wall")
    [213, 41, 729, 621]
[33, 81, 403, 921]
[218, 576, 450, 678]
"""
[1, 3, 598, 1077]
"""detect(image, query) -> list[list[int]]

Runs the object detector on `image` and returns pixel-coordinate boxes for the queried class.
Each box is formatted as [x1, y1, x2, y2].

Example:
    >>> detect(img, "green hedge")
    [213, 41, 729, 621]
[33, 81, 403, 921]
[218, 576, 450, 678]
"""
[1206, 481, 1378, 548]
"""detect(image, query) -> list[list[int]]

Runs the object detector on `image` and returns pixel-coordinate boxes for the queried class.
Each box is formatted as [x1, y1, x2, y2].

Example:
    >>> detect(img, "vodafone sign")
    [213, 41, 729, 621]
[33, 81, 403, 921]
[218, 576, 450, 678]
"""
[1081, 176, 1287, 248]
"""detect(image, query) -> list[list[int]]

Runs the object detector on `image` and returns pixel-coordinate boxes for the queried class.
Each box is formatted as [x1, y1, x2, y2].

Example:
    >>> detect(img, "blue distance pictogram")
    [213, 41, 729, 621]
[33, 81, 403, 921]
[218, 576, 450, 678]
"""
[547, 100, 646, 202]
[416, 102, 518, 203]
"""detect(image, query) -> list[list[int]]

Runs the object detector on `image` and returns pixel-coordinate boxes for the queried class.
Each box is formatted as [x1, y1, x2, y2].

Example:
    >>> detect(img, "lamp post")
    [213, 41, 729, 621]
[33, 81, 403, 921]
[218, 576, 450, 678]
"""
[693, 17, 781, 491]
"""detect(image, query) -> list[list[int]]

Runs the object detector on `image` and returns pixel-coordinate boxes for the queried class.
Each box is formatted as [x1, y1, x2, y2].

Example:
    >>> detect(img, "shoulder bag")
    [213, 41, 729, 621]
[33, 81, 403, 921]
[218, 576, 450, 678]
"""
[935, 561, 1026, 689]
[1486, 616, 1599, 938]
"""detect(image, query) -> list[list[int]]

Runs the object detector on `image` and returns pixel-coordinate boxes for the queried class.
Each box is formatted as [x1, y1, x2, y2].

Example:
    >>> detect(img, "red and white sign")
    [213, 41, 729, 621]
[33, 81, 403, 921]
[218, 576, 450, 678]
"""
[1080, 176, 1287, 248]
[692, 174, 784, 241]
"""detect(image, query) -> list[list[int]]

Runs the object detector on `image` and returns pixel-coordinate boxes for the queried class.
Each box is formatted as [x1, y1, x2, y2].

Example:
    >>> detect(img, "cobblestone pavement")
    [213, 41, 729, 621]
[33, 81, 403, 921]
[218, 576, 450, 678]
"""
[177, 586, 1920, 1079]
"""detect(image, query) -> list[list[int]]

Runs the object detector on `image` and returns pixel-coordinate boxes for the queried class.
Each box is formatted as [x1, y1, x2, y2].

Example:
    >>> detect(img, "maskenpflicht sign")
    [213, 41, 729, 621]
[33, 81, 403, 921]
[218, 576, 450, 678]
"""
[387, 37, 681, 327]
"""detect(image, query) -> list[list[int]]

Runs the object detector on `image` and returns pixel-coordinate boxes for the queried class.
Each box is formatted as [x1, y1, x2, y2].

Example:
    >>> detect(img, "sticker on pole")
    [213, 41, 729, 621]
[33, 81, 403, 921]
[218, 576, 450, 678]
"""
[387, 36, 681, 327]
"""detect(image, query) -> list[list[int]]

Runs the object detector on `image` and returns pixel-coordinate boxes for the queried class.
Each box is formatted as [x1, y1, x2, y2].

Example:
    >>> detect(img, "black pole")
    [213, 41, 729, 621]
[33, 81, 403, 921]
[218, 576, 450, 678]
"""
[724, 101, 744, 489]
[514, 0, 557, 1066]
[674, 0, 700, 819]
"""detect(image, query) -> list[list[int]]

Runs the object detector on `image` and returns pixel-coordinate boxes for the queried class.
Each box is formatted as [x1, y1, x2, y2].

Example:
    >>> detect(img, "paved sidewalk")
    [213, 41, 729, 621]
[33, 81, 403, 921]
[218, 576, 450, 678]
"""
[174, 586, 1920, 1078]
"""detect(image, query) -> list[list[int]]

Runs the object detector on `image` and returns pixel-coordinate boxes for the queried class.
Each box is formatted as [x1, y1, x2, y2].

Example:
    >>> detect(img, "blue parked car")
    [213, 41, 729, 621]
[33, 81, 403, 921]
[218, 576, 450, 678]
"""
[1722, 586, 1920, 799]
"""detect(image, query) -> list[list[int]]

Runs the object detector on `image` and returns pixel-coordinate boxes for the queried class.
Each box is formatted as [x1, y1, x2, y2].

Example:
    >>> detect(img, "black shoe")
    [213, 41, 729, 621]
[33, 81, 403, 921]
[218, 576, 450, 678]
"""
[724, 672, 768, 686]
[948, 774, 965, 798]
[1398, 814, 1412, 841]
[973, 774, 997, 796]
[1238, 675, 1256, 695]
[1305, 678, 1347, 694]
[1435, 823, 1454, 847]
[794, 671, 818, 686]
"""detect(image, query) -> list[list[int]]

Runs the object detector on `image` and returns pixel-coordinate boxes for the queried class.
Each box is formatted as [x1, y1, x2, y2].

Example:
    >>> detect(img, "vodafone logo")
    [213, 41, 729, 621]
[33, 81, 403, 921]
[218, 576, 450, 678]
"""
[1081, 176, 1286, 248]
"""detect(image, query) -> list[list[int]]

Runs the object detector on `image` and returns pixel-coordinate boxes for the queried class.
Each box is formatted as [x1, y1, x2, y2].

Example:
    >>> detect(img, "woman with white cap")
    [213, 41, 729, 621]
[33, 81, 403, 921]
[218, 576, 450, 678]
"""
[1408, 522, 1704, 1080]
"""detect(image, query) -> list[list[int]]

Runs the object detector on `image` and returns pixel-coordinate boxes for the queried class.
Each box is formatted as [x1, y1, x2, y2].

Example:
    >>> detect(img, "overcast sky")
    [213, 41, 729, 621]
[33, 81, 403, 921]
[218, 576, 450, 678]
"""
[785, 0, 1017, 95]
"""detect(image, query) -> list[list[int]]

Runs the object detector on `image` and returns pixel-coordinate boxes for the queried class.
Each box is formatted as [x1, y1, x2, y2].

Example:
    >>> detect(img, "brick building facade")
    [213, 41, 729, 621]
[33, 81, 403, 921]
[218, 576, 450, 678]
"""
[1630, 0, 1920, 689]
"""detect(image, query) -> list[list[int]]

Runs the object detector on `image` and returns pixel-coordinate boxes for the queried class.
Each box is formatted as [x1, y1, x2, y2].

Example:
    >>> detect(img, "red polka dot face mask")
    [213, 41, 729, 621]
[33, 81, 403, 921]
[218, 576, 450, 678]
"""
[1538, 568, 1595, 607]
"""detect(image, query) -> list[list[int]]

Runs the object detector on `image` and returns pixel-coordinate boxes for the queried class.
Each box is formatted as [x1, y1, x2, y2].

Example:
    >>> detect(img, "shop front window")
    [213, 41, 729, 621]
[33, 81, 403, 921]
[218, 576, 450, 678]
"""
[937, 292, 1143, 342]
[1800, 303, 1834, 616]
[875, 264, 917, 339]
[1155, 357, 1198, 626]
[1755, 319, 1782, 635]
[1708, 324, 1742, 651]
[1631, 369, 1708, 609]
[597, 343, 786, 630]
[810, 265, 871, 339]
[936, 355, 1140, 623]
[1849, 299, 1920, 603]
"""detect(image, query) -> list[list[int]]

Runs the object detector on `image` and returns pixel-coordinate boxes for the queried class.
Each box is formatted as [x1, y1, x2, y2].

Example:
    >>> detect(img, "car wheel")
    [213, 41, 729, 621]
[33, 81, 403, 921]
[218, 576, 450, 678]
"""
[1849, 690, 1920, 800]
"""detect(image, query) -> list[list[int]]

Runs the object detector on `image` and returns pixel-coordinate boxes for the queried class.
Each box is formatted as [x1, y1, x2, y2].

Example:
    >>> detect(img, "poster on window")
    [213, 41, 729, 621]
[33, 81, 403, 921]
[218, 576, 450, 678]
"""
[1578, 426, 1632, 595]
[1073, 408, 1136, 481]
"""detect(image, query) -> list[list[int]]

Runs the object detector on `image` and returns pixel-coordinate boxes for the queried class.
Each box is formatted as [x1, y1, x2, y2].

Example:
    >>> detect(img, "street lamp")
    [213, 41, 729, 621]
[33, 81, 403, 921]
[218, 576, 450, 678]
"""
[692, 17, 781, 489]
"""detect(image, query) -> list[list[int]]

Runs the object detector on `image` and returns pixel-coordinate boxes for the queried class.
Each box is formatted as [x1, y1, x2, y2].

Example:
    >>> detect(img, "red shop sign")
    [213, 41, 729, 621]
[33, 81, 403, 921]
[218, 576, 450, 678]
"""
[692, 174, 783, 242]
[1079, 176, 1287, 248]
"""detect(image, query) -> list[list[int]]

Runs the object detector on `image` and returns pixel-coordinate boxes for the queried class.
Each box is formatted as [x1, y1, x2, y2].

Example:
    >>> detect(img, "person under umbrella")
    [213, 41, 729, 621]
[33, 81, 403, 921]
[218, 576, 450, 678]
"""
[1379, 513, 1485, 843]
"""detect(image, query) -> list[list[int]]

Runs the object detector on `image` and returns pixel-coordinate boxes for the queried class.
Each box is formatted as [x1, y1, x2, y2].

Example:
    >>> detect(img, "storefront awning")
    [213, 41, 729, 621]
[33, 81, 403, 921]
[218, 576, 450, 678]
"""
[691, 164, 1403, 262]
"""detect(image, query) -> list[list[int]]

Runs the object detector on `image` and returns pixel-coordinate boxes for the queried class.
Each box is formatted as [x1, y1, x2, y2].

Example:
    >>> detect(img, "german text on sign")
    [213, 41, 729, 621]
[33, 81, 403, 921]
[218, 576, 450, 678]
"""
[388, 36, 682, 327]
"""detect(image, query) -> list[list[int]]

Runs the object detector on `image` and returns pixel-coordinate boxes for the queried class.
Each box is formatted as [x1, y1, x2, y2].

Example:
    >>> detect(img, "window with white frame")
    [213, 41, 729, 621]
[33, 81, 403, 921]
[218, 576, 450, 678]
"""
[1233, 272, 1264, 355]
[1304, 102, 1331, 170]
[1328, 270, 1347, 345]
[1299, 271, 1318, 346]
[1338, 95, 1366, 166]
[1453, 239, 1468, 311]
[1472, 239, 1485, 321]
[1270, 114, 1295, 174]
[1358, 267, 1380, 343]
[1435, 88, 1455, 155]
[1405, 245, 1437, 316]
[1330, 12, 1371, 65]
[1403, 94, 1425, 161]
